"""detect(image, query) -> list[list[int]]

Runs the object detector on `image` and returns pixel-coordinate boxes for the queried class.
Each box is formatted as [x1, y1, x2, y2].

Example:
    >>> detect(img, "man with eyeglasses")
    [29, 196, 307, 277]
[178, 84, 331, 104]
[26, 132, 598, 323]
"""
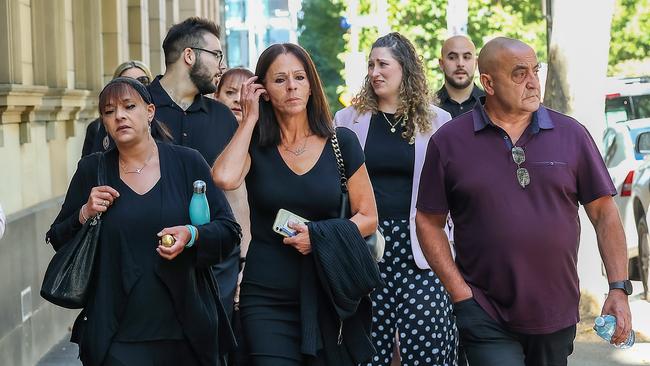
[416, 37, 631, 366]
[148, 16, 240, 348]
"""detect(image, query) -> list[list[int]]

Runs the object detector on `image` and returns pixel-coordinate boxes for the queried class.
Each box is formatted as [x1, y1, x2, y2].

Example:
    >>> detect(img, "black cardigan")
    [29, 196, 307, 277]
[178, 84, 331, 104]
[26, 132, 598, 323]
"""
[301, 218, 383, 365]
[46, 143, 241, 366]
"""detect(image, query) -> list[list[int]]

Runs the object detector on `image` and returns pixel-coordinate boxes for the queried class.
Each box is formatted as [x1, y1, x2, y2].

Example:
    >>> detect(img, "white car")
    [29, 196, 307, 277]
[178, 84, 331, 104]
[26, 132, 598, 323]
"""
[629, 131, 650, 300]
[603, 76, 650, 300]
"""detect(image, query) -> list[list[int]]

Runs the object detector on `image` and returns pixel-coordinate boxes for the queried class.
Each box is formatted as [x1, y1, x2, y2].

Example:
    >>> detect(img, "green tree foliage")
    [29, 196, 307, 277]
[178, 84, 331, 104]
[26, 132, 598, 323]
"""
[467, 1, 546, 61]
[362, 0, 547, 89]
[298, 0, 347, 112]
[609, 0, 650, 75]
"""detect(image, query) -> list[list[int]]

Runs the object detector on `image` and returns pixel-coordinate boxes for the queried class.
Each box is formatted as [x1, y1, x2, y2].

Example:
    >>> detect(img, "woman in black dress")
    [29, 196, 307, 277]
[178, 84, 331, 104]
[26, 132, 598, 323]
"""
[46, 78, 241, 366]
[212, 44, 379, 366]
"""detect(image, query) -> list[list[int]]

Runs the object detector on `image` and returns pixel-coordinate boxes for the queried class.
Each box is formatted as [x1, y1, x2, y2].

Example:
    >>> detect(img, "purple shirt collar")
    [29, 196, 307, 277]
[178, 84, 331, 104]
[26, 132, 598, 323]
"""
[472, 97, 554, 134]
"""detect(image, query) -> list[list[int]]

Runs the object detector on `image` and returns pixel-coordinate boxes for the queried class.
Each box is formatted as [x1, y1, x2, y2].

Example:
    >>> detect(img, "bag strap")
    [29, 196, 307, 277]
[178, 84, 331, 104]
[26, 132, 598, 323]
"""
[92, 152, 107, 221]
[331, 131, 349, 194]
[97, 152, 106, 186]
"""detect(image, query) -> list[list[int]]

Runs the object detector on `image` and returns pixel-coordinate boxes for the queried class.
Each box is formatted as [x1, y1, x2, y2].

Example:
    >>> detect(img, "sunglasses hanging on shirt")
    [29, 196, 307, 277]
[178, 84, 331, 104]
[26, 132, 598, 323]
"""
[511, 146, 530, 188]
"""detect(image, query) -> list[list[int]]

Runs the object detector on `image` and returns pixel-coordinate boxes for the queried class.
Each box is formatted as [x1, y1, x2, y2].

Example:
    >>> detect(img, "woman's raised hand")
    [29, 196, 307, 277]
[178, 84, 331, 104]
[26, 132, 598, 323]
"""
[240, 76, 267, 126]
[81, 185, 120, 222]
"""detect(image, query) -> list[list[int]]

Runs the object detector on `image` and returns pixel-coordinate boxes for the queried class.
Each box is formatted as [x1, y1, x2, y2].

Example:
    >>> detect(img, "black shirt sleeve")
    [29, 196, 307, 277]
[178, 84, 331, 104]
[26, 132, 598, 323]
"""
[81, 119, 100, 158]
[335, 127, 365, 179]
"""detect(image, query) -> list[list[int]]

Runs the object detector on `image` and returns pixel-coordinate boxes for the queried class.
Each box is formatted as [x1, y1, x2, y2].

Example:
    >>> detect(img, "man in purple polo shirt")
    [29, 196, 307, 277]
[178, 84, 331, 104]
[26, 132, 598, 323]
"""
[416, 37, 632, 366]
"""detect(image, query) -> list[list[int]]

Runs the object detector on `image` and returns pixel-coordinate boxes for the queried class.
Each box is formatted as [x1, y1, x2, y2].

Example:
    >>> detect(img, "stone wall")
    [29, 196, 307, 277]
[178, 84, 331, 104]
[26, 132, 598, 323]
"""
[0, 0, 224, 363]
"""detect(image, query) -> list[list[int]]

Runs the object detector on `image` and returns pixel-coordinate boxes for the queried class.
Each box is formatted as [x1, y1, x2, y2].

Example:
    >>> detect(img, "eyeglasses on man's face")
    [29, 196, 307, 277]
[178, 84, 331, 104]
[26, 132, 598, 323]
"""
[511, 146, 530, 188]
[191, 47, 224, 64]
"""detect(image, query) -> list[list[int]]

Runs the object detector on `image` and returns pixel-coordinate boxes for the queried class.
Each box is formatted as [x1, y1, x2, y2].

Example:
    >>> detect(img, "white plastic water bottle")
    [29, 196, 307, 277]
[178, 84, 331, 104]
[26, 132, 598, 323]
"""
[593, 315, 635, 349]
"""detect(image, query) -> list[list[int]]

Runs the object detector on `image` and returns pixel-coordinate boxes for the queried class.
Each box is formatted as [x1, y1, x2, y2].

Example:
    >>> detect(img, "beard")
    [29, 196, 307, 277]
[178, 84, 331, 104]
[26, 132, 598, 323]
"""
[189, 58, 217, 95]
[445, 72, 473, 90]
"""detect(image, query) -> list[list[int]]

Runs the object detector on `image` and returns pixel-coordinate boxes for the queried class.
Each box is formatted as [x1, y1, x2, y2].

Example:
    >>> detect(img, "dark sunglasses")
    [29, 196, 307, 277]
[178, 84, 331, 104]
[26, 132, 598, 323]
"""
[511, 146, 530, 188]
[136, 76, 150, 85]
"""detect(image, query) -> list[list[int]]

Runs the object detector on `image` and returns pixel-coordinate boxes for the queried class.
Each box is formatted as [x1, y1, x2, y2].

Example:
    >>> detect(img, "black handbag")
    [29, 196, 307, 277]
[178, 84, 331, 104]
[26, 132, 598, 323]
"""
[41, 153, 106, 309]
[331, 132, 385, 262]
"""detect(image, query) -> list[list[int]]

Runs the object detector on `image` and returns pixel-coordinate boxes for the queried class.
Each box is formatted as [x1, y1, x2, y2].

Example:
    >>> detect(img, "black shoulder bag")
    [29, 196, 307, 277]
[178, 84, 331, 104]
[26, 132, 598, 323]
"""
[331, 132, 385, 262]
[41, 153, 106, 309]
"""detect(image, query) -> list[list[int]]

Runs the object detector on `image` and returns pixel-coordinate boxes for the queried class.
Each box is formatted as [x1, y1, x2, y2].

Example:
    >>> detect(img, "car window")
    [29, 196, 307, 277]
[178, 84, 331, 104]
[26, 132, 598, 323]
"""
[633, 95, 650, 120]
[603, 128, 618, 167]
[606, 97, 630, 124]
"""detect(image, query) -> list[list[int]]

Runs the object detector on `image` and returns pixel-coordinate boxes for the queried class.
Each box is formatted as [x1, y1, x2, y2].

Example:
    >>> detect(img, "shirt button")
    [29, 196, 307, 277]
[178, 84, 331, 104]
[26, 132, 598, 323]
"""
[460, 106, 464, 110]
[503, 136, 508, 139]
[183, 133, 188, 137]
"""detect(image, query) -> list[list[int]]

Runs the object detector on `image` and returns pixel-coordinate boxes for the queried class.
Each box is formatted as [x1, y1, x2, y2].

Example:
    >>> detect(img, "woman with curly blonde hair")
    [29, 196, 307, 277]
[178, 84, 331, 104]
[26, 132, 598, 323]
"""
[335, 32, 457, 365]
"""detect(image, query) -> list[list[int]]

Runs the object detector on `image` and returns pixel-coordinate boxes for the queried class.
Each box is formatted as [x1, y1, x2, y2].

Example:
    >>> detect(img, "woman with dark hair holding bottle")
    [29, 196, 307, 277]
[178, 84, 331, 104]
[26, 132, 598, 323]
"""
[46, 77, 241, 365]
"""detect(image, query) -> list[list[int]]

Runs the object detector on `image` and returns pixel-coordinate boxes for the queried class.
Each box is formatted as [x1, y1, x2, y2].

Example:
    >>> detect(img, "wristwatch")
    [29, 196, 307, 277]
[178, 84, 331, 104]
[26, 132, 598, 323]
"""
[609, 280, 633, 295]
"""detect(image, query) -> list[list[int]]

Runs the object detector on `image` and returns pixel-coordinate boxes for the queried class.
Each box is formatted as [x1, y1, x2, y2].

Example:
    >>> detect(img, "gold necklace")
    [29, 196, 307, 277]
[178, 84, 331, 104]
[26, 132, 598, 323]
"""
[282, 135, 309, 156]
[119, 145, 156, 174]
[381, 112, 402, 133]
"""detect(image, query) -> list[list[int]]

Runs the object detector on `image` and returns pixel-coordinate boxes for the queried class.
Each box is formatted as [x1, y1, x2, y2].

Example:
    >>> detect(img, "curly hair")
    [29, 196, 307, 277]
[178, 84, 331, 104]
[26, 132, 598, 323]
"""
[352, 32, 437, 143]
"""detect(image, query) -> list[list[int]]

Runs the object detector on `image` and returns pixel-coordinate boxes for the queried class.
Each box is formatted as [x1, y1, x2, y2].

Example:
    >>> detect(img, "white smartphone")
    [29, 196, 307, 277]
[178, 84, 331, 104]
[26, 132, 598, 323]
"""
[272, 208, 309, 237]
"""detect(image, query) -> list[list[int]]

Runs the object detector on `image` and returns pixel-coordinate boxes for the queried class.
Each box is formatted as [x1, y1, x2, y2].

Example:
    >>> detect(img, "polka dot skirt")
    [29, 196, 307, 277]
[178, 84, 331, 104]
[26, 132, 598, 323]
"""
[367, 219, 458, 366]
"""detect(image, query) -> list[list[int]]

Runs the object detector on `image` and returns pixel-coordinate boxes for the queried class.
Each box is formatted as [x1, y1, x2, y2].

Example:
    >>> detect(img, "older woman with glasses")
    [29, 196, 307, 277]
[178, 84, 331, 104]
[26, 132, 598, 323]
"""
[82, 60, 154, 157]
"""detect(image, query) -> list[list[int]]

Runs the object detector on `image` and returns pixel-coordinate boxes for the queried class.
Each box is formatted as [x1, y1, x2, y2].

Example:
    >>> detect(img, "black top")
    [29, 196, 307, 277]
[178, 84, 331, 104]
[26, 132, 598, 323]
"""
[436, 83, 485, 118]
[242, 127, 365, 299]
[365, 112, 414, 220]
[149, 76, 238, 166]
[111, 180, 184, 341]
[46, 143, 241, 366]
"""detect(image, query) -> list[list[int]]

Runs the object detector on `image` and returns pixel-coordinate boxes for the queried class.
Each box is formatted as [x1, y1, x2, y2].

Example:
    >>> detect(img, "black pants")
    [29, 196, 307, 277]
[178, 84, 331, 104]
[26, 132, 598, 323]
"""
[101, 340, 200, 366]
[212, 247, 241, 321]
[454, 298, 576, 366]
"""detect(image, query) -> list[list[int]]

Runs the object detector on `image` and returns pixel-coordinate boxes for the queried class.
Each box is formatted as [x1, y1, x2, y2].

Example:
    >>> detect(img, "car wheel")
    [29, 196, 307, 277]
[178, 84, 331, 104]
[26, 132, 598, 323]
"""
[637, 217, 650, 300]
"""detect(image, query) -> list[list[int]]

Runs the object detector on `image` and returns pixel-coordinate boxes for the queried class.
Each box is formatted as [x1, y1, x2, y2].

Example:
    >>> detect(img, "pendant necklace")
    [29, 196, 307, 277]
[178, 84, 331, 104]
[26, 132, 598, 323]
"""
[120, 144, 156, 174]
[283, 135, 309, 156]
[381, 112, 402, 133]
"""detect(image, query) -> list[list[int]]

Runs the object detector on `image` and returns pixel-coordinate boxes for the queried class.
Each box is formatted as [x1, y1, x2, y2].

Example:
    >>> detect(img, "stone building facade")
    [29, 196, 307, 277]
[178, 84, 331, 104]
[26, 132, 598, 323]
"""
[0, 1, 223, 364]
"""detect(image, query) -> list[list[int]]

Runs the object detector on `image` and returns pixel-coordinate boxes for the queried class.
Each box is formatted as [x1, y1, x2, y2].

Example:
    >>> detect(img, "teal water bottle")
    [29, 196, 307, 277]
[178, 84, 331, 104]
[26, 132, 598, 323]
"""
[189, 180, 210, 225]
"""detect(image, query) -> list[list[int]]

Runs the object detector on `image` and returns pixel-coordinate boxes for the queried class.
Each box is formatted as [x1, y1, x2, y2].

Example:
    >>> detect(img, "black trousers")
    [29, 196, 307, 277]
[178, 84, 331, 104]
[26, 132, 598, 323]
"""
[101, 340, 200, 366]
[454, 298, 576, 366]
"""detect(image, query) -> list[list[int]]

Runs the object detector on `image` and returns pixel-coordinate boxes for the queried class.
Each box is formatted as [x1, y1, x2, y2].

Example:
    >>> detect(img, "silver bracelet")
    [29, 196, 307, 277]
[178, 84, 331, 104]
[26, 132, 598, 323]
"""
[80, 204, 89, 223]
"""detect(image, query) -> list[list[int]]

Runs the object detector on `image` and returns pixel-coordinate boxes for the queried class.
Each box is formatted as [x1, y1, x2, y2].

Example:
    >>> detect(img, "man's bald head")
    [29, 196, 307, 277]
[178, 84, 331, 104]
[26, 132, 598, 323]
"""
[441, 35, 476, 58]
[478, 37, 541, 115]
[439, 35, 478, 91]
[478, 37, 534, 76]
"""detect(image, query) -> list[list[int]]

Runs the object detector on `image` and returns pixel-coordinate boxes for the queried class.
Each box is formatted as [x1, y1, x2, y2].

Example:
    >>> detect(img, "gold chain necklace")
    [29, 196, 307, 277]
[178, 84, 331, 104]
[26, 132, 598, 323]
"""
[119, 145, 156, 174]
[381, 112, 402, 133]
[282, 135, 310, 156]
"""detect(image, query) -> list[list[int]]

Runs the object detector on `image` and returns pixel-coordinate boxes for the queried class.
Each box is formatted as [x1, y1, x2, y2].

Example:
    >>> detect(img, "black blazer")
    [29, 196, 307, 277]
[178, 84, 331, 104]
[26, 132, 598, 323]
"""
[46, 142, 241, 366]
